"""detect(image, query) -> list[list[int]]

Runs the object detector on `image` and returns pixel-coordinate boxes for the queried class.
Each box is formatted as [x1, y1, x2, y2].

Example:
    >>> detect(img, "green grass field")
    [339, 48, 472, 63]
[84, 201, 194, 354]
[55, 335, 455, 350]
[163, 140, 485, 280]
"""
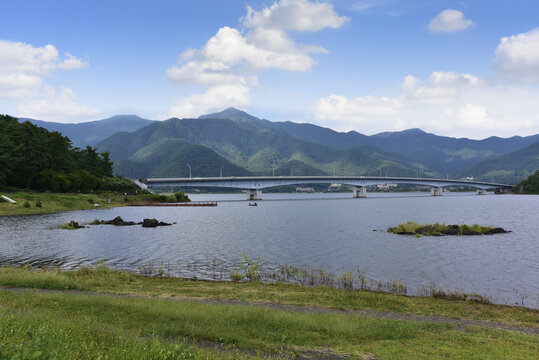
[0, 192, 136, 216]
[0, 266, 537, 359]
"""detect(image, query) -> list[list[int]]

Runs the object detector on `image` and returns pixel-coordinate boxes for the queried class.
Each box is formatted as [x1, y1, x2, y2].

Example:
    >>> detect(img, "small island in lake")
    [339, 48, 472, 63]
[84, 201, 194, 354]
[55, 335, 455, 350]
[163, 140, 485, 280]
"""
[388, 222, 509, 236]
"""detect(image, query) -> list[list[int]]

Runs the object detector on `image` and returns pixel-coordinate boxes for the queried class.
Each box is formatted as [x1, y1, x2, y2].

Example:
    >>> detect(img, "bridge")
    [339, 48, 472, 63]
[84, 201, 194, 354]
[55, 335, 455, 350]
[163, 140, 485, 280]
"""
[140, 176, 513, 200]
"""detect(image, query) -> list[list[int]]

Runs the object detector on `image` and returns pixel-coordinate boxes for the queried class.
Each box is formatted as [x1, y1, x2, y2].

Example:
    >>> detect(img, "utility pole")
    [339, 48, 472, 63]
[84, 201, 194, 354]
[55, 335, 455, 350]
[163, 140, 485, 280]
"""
[220, 165, 224, 177]
[186, 164, 192, 178]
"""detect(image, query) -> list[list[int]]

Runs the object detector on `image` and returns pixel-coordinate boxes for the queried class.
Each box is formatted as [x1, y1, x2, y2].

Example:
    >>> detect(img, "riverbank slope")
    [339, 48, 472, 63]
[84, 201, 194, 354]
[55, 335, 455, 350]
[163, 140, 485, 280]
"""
[0, 266, 536, 359]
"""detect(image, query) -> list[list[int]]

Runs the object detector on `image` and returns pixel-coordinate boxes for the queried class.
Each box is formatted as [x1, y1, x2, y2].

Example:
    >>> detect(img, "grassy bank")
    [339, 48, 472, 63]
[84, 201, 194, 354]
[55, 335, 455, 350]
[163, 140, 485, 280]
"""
[1, 268, 538, 359]
[0, 192, 146, 216]
[1, 266, 536, 327]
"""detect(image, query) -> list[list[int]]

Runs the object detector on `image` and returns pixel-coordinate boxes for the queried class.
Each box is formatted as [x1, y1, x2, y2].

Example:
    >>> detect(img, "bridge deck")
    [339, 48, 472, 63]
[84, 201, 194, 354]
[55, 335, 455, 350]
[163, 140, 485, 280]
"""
[142, 176, 513, 190]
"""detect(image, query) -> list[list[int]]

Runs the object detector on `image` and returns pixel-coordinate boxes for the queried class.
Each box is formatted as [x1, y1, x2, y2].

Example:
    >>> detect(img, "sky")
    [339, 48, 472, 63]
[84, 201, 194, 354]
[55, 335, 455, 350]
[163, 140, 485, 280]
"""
[1, 0, 538, 139]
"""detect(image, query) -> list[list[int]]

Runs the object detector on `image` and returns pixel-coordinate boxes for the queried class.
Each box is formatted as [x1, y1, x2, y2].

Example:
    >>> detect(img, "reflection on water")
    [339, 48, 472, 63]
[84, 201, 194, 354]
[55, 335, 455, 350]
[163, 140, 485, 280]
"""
[0, 192, 538, 307]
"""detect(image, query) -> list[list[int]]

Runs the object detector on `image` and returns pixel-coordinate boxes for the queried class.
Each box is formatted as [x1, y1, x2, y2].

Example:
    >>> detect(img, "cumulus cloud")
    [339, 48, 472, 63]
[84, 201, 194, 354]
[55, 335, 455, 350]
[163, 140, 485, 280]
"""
[428, 9, 474, 33]
[16, 86, 99, 122]
[166, 25, 323, 87]
[57, 52, 89, 70]
[494, 27, 539, 83]
[167, 84, 250, 119]
[0, 40, 88, 98]
[167, 0, 346, 115]
[402, 71, 480, 105]
[314, 71, 538, 138]
[167, 60, 245, 85]
[243, 0, 348, 32]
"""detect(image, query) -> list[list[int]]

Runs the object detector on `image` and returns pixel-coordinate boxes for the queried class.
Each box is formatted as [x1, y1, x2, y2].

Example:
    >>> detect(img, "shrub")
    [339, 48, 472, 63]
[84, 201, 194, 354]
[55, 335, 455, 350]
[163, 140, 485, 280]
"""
[98, 176, 139, 192]
[174, 190, 190, 202]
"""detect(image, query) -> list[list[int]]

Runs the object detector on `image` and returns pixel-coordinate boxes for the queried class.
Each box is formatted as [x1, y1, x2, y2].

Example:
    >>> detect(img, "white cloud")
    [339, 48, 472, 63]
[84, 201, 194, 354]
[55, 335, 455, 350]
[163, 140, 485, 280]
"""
[167, 0, 346, 112]
[494, 27, 539, 83]
[167, 25, 321, 86]
[314, 71, 539, 138]
[57, 52, 89, 70]
[16, 86, 99, 122]
[0, 40, 88, 98]
[243, 0, 349, 32]
[428, 9, 474, 33]
[167, 60, 246, 85]
[201, 26, 316, 71]
[402, 71, 480, 105]
[167, 84, 250, 119]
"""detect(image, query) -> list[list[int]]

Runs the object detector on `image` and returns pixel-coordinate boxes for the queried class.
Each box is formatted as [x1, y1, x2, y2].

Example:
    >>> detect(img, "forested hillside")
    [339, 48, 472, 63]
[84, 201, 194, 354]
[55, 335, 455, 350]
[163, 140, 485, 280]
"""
[455, 141, 539, 184]
[0, 115, 113, 192]
[97, 113, 421, 178]
[513, 170, 539, 194]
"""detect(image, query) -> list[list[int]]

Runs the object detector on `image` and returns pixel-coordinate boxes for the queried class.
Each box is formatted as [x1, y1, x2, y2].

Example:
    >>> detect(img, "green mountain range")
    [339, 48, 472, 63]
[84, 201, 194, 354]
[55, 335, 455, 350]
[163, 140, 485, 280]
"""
[214, 109, 539, 175]
[20, 115, 155, 148]
[96, 110, 422, 179]
[20, 108, 539, 184]
[454, 141, 539, 184]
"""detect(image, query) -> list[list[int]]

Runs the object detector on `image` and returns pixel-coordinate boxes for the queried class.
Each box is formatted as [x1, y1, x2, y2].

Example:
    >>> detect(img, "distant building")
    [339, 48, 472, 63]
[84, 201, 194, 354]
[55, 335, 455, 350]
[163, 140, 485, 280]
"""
[376, 183, 397, 190]
[296, 187, 314, 193]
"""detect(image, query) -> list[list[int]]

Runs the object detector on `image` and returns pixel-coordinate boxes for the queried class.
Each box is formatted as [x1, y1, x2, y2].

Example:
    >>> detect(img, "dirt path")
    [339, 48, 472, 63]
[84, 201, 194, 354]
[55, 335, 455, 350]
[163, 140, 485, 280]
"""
[1, 286, 537, 335]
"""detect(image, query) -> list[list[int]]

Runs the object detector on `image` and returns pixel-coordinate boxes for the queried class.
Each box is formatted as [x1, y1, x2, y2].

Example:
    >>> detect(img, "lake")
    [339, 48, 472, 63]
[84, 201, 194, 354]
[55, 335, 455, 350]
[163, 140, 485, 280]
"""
[1, 192, 538, 307]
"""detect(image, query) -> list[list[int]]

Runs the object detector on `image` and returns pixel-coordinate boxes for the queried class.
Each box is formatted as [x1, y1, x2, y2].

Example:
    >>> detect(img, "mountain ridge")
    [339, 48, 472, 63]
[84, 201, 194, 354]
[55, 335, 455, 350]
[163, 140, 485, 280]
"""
[15, 107, 539, 183]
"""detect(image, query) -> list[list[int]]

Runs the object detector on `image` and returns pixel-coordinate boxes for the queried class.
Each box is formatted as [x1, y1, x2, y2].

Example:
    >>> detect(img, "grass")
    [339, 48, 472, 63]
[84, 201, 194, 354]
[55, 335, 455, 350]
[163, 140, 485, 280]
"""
[1, 287, 537, 359]
[0, 192, 147, 216]
[0, 266, 537, 327]
[388, 222, 499, 236]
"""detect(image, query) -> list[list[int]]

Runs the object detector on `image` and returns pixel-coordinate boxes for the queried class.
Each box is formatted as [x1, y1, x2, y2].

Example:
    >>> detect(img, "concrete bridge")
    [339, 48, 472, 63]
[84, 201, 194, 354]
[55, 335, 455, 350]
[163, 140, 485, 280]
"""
[141, 176, 513, 200]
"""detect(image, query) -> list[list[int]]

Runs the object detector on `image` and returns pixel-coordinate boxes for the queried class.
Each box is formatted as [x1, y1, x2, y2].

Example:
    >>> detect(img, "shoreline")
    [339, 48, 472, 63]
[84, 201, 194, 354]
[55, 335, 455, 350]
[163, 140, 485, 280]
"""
[0, 265, 537, 359]
[0, 192, 142, 217]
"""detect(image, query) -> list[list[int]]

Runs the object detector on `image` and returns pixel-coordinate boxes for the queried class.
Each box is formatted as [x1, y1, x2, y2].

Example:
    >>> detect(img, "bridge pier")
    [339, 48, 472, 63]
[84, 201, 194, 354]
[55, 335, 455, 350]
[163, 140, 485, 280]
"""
[431, 187, 443, 196]
[352, 186, 367, 198]
[476, 189, 487, 195]
[246, 189, 262, 201]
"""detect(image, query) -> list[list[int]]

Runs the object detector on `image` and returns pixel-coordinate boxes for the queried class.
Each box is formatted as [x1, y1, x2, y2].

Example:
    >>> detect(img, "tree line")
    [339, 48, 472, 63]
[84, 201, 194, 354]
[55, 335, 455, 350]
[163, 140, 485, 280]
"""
[0, 114, 113, 192]
[513, 170, 539, 194]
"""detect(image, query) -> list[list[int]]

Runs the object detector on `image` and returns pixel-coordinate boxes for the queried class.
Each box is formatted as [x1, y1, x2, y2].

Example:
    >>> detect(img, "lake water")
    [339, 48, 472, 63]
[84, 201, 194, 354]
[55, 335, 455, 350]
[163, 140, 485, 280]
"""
[1, 192, 538, 307]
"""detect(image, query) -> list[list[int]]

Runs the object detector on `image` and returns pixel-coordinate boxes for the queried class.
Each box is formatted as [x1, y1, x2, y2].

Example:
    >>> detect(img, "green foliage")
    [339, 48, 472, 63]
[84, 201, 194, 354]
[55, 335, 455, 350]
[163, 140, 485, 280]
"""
[513, 169, 539, 194]
[35, 200, 42, 208]
[388, 221, 422, 234]
[174, 190, 190, 202]
[231, 251, 262, 282]
[98, 176, 139, 192]
[0, 115, 113, 191]
[23, 201, 30, 208]
[389, 222, 499, 236]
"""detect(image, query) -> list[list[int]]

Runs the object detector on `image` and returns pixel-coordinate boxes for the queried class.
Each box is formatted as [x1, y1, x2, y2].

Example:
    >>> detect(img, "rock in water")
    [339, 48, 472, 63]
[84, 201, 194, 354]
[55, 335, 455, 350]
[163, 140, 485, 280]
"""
[68, 220, 85, 229]
[142, 218, 159, 227]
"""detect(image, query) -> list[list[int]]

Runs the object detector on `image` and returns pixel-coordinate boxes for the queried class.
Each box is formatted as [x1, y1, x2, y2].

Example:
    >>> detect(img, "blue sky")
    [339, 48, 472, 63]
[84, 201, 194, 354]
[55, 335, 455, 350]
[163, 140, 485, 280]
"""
[1, 0, 538, 138]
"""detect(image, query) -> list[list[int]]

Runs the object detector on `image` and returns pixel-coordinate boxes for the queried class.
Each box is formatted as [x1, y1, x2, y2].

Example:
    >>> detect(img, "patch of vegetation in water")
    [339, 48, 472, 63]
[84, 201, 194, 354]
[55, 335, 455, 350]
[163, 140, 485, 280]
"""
[388, 222, 509, 236]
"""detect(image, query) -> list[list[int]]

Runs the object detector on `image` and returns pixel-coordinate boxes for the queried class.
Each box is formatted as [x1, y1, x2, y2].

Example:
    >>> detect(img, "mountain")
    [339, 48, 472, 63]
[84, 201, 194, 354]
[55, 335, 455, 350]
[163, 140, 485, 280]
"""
[114, 138, 251, 178]
[455, 141, 539, 184]
[97, 110, 421, 178]
[259, 119, 539, 174]
[23, 107, 538, 182]
[19, 115, 155, 148]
